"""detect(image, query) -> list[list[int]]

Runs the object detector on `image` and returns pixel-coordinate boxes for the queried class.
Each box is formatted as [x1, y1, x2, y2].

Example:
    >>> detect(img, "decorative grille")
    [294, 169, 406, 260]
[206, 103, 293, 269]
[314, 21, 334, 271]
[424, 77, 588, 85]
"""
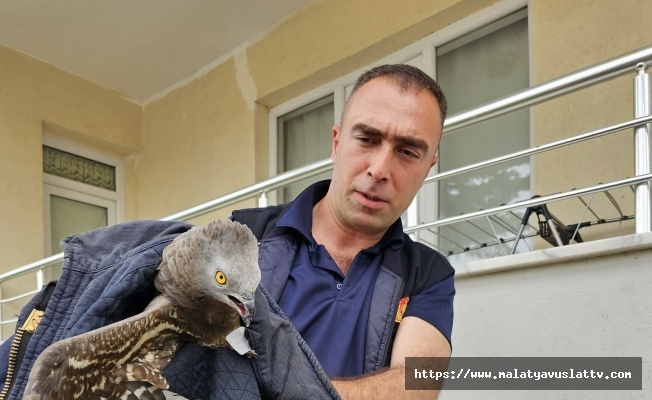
[42, 146, 116, 191]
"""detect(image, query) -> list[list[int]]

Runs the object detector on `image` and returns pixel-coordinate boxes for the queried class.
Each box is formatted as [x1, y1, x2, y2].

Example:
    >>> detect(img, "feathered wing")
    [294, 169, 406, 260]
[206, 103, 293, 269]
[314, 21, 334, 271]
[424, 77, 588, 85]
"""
[23, 296, 186, 400]
[118, 382, 192, 400]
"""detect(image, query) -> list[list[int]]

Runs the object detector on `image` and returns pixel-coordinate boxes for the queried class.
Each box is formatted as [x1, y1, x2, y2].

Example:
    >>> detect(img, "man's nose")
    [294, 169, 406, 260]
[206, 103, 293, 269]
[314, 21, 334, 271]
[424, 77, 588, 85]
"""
[367, 146, 392, 181]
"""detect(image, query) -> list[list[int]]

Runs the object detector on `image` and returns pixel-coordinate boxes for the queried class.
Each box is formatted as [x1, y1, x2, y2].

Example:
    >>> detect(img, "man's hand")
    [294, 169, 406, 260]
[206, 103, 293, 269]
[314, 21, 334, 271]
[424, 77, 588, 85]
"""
[331, 316, 451, 399]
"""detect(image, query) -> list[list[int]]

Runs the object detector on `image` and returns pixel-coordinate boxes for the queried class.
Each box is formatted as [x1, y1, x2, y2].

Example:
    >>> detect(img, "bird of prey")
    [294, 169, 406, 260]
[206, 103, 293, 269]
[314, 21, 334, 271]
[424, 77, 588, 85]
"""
[22, 219, 261, 400]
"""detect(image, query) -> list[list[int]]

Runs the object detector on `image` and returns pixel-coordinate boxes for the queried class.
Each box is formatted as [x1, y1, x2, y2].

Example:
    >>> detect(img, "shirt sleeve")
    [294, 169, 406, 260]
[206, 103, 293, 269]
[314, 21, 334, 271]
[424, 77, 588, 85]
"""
[403, 275, 455, 345]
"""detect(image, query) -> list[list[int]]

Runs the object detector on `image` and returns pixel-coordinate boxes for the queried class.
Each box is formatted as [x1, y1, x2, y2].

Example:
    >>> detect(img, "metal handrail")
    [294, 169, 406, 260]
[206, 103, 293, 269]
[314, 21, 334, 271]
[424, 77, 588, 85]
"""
[162, 159, 333, 221]
[427, 115, 652, 184]
[0, 254, 61, 283]
[1, 46, 651, 286]
[406, 174, 652, 234]
[0, 290, 40, 305]
[444, 46, 652, 132]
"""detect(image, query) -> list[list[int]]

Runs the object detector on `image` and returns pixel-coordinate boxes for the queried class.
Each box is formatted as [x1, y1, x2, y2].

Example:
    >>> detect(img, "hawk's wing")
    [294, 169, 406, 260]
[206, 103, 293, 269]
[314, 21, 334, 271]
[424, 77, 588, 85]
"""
[23, 296, 185, 400]
[117, 382, 192, 400]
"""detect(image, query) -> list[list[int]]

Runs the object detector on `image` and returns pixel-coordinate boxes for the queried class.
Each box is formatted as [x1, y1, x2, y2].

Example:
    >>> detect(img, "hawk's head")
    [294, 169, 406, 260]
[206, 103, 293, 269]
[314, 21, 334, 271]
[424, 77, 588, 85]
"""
[155, 219, 261, 327]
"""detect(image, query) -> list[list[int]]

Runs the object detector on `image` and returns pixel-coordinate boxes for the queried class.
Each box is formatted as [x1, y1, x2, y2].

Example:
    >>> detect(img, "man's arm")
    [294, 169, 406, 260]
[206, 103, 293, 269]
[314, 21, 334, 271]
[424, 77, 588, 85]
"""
[331, 316, 451, 400]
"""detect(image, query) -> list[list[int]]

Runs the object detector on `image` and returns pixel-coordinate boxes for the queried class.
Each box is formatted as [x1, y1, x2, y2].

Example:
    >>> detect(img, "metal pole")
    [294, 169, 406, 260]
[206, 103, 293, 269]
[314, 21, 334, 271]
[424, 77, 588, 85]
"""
[0, 284, 3, 338]
[634, 62, 651, 233]
[36, 268, 44, 290]
[258, 191, 268, 207]
[445, 46, 652, 133]
[161, 159, 332, 221]
[510, 223, 527, 255]
[546, 219, 565, 247]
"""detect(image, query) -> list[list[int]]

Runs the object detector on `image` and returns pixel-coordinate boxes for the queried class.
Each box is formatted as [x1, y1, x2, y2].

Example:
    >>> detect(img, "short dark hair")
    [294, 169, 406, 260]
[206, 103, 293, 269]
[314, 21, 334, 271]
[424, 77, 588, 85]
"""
[343, 64, 448, 126]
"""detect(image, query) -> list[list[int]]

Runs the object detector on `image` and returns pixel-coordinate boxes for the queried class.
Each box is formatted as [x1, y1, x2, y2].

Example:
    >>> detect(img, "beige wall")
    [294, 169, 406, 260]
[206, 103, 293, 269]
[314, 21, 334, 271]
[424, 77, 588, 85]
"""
[249, 0, 496, 106]
[1, 0, 651, 335]
[138, 59, 260, 225]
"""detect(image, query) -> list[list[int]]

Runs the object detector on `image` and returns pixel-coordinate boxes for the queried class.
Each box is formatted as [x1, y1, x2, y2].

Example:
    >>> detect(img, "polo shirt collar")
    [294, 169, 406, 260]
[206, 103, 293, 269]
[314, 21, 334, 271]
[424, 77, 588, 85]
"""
[277, 180, 405, 251]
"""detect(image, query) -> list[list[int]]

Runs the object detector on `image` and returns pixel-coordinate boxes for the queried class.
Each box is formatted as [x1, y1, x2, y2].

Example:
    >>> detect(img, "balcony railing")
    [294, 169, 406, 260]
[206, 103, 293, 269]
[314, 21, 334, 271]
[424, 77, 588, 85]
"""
[1, 46, 651, 339]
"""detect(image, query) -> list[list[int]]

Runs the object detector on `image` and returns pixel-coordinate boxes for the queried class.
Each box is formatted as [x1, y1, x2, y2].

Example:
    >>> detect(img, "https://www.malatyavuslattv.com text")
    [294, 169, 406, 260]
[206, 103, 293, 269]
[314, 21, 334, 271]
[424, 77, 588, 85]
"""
[405, 357, 642, 390]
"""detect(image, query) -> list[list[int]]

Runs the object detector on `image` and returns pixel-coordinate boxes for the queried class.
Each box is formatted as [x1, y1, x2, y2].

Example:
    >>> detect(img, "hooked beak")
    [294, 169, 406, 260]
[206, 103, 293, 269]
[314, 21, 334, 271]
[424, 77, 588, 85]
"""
[228, 292, 255, 327]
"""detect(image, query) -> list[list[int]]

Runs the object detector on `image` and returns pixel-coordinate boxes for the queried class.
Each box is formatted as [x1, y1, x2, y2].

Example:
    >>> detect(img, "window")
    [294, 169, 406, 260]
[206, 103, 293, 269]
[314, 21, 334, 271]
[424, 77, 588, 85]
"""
[270, 0, 529, 262]
[276, 94, 334, 202]
[434, 8, 530, 263]
[43, 136, 123, 277]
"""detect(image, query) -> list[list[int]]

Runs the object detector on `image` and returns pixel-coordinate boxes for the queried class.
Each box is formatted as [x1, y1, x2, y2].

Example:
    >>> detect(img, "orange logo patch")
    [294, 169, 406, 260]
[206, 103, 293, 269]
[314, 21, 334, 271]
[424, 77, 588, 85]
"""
[395, 297, 410, 323]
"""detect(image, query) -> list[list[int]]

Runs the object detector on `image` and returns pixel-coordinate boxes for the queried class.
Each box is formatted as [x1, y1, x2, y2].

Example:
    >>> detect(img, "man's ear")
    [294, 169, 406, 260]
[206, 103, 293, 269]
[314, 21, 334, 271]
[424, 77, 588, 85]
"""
[331, 124, 341, 162]
[430, 154, 439, 169]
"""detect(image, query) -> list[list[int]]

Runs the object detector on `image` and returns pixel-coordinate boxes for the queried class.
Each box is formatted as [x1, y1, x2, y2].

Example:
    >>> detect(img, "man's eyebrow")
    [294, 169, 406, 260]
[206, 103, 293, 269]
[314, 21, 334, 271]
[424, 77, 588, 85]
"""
[398, 135, 430, 154]
[352, 122, 430, 154]
[352, 122, 384, 137]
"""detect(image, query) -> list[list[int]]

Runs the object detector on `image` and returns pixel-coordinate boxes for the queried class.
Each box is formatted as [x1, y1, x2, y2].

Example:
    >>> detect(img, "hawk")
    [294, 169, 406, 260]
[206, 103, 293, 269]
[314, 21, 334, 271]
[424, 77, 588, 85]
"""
[23, 219, 262, 400]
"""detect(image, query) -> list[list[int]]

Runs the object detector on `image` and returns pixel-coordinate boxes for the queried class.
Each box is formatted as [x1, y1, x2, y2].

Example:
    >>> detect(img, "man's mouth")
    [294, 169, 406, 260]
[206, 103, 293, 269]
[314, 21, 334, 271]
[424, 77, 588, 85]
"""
[358, 191, 387, 203]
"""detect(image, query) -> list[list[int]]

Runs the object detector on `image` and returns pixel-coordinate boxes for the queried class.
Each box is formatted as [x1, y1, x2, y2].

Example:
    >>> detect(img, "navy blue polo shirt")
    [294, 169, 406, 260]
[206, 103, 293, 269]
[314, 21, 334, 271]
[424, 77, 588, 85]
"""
[273, 182, 455, 377]
[273, 183, 401, 377]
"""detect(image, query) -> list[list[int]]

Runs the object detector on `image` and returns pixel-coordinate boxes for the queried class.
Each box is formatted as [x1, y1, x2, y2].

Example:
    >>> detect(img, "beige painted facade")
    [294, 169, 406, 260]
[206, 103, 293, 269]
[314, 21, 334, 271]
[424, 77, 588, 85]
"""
[1, 0, 651, 330]
[0, 44, 142, 269]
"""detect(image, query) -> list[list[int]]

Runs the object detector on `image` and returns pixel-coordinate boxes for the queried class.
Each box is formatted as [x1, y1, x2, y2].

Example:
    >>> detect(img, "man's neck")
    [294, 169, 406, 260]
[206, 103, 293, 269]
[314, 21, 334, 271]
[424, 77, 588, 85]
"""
[311, 196, 384, 274]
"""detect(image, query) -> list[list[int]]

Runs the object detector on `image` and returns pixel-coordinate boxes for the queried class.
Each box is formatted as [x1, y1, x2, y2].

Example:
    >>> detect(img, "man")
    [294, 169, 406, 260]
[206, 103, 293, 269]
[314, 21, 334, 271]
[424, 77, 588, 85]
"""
[231, 64, 454, 399]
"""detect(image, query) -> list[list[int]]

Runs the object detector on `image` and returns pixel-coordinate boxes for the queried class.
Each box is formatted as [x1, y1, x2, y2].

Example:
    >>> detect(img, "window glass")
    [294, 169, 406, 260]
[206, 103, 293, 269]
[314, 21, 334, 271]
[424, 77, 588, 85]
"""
[49, 195, 108, 276]
[277, 94, 334, 201]
[435, 9, 530, 262]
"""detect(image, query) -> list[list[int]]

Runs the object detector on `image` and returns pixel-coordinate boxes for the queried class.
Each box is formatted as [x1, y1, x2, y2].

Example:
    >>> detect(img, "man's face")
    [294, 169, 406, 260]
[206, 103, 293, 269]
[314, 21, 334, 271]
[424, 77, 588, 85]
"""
[329, 77, 443, 236]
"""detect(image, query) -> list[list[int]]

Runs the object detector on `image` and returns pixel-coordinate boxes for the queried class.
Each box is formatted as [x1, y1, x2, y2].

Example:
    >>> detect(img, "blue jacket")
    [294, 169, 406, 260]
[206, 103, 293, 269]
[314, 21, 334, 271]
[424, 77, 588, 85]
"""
[0, 220, 339, 400]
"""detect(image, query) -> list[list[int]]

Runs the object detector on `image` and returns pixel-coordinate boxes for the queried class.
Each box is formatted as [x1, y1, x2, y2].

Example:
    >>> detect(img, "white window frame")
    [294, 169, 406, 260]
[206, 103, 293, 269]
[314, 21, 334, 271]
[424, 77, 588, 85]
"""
[42, 135, 125, 255]
[268, 0, 529, 230]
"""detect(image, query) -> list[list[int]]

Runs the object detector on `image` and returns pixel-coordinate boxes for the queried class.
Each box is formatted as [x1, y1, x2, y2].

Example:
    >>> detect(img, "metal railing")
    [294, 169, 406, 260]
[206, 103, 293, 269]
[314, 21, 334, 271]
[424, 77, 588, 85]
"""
[1, 46, 651, 336]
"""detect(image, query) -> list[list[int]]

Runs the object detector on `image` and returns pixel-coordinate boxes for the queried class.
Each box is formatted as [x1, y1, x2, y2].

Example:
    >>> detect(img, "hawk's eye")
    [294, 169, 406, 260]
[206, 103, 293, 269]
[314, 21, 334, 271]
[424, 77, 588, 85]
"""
[215, 271, 227, 285]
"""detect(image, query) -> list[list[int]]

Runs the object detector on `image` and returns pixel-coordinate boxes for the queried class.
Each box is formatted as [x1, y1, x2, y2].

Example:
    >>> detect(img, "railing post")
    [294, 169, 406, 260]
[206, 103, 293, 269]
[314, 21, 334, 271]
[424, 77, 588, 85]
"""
[0, 284, 3, 336]
[634, 62, 651, 233]
[406, 197, 418, 241]
[37, 268, 44, 289]
[258, 191, 268, 208]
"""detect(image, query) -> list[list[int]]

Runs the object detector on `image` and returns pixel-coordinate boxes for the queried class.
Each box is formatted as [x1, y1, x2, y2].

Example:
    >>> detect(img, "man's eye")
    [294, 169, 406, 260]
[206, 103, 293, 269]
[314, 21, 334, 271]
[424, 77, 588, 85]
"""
[401, 149, 419, 159]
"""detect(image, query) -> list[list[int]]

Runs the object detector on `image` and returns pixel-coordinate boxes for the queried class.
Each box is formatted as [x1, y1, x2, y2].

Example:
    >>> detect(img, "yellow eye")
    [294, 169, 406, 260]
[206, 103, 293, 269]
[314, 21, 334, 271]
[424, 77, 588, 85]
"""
[215, 271, 227, 285]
